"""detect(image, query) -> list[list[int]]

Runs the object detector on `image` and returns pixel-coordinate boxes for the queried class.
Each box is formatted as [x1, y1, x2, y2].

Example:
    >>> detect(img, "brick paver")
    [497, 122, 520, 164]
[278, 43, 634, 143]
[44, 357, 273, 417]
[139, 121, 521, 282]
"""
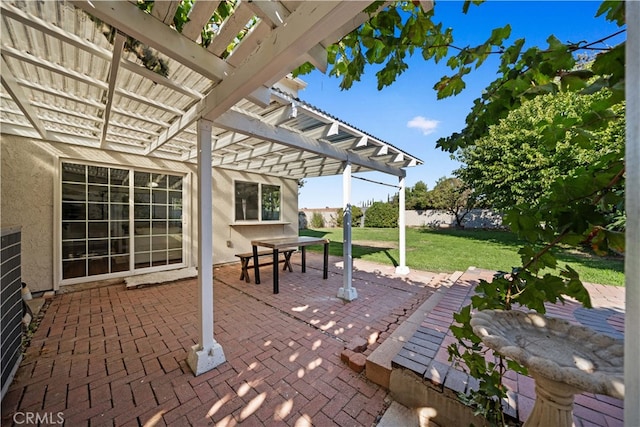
[4, 258, 623, 426]
[1, 253, 438, 426]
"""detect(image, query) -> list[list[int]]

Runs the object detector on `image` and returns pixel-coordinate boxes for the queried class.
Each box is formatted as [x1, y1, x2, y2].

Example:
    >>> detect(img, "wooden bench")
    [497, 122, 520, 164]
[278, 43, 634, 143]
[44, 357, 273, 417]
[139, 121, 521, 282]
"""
[235, 249, 296, 283]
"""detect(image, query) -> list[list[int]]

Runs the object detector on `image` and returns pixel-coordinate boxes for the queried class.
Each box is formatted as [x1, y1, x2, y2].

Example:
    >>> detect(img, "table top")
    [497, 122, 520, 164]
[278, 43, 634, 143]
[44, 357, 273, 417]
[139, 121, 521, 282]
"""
[251, 236, 329, 250]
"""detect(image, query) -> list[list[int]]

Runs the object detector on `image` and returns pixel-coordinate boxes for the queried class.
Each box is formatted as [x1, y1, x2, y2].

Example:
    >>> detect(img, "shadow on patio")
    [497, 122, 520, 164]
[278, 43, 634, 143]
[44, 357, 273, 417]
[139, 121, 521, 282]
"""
[1, 253, 442, 426]
[1, 254, 624, 426]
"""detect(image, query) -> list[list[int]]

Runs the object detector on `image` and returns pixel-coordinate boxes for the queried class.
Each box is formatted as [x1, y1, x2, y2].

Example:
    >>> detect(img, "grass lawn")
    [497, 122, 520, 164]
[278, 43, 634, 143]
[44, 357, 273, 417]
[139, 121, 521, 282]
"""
[300, 227, 624, 286]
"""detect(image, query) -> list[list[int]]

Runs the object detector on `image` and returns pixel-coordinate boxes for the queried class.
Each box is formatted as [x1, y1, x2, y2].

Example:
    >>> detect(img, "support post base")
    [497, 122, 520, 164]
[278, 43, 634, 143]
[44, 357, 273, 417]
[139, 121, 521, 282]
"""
[187, 342, 226, 376]
[338, 287, 358, 301]
[395, 265, 410, 275]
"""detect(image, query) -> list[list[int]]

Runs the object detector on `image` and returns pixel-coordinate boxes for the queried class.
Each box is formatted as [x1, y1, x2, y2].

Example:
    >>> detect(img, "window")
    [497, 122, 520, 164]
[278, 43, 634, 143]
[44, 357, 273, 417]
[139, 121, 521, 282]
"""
[262, 184, 281, 220]
[235, 181, 259, 221]
[61, 162, 183, 280]
[234, 181, 281, 222]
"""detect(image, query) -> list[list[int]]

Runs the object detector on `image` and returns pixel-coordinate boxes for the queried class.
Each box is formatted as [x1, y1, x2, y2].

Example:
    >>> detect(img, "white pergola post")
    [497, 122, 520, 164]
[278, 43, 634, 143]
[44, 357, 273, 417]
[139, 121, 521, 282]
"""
[395, 175, 410, 275]
[625, 1, 640, 425]
[187, 119, 226, 376]
[338, 162, 357, 301]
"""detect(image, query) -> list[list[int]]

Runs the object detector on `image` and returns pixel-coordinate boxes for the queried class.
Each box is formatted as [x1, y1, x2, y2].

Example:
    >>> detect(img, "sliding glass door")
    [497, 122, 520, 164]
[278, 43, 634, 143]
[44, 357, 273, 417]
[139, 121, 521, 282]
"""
[61, 162, 184, 281]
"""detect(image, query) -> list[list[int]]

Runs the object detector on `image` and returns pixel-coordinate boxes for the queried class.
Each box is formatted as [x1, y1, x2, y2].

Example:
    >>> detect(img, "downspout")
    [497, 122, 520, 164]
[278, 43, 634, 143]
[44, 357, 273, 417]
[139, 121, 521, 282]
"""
[187, 119, 226, 375]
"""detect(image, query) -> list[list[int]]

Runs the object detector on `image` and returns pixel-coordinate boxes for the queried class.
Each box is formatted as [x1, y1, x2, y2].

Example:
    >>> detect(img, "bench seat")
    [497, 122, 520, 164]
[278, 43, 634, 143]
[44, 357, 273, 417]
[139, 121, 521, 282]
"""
[235, 249, 296, 283]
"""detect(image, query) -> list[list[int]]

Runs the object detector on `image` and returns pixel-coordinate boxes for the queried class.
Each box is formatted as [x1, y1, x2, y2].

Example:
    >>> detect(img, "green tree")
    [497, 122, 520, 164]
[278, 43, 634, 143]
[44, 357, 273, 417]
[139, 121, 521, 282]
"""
[364, 202, 398, 228]
[406, 180, 430, 210]
[428, 177, 475, 228]
[309, 212, 325, 229]
[456, 90, 625, 212]
[335, 206, 364, 227]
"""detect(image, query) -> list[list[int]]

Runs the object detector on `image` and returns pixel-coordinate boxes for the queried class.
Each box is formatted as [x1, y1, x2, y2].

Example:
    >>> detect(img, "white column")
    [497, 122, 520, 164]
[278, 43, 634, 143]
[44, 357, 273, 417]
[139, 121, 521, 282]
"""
[626, 1, 640, 425]
[395, 175, 410, 275]
[338, 162, 357, 301]
[187, 119, 226, 376]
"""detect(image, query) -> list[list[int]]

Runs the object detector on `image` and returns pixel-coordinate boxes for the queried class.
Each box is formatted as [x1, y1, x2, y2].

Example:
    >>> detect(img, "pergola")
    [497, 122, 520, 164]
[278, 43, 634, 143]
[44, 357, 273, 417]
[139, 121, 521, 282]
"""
[0, 0, 426, 376]
[1, 2, 638, 423]
[1, 1, 424, 177]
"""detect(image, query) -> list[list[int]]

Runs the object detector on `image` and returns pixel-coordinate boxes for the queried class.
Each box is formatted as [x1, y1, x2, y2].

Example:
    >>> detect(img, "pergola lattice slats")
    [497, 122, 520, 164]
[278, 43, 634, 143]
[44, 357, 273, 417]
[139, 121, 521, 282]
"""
[0, 0, 422, 180]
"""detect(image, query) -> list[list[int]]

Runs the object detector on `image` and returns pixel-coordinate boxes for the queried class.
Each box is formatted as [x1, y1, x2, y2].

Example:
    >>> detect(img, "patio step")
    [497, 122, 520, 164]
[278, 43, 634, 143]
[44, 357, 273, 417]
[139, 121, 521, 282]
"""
[370, 269, 496, 427]
[376, 401, 441, 427]
[366, 271, 461, 389]
[377, 267, 523, 427]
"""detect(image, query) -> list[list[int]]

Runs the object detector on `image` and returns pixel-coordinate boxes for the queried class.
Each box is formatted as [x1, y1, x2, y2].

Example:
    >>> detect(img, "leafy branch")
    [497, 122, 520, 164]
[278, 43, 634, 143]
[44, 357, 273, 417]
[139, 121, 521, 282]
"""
[89, 15, 171, 77]
[89, 0, 254, 77]
[437, 3, 626, 153]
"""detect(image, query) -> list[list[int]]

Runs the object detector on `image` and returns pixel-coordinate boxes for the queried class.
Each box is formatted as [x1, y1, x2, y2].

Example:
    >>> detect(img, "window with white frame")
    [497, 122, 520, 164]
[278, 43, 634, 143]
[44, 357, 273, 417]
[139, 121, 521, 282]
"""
[234, 181, 281, 222]
[61, 162, 183, 280]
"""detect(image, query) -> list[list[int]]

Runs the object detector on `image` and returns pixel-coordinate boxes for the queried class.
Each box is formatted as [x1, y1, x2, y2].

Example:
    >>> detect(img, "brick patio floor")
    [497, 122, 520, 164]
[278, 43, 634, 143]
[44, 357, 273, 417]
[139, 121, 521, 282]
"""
[1, 254, 625, 426]
[1, 253, 441, 427]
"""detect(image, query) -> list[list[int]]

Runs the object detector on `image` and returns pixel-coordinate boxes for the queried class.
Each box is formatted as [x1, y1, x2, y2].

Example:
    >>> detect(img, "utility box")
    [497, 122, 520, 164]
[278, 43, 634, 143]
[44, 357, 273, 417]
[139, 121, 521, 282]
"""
[1, 226, 22, 401]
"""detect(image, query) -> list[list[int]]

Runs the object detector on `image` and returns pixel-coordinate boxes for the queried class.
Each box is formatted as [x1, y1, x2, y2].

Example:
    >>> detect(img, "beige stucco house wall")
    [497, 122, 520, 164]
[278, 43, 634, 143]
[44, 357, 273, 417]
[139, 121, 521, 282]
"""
[1, 134, 299, 292]
[212, 168, 298, 261]
[1, 136, 56, 292]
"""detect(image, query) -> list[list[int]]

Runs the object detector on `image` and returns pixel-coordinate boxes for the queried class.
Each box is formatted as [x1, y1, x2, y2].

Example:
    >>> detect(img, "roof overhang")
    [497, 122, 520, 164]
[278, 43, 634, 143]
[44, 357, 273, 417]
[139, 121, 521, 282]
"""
[1, 1, 423, 179]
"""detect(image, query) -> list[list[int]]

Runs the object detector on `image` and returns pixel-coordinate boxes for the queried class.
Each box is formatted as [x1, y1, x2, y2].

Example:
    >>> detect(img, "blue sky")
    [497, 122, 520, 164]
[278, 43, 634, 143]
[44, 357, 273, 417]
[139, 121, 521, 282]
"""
[297, 1, 625, 209]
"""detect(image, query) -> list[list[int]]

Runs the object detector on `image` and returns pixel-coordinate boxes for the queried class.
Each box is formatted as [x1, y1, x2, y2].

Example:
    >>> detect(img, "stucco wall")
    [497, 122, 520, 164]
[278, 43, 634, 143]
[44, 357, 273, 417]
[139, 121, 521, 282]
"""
[1, 134, 298, 291]
[298, 208, 339, 228]
[1, 136, 55, 292]
[406, 209, 503, 229]
[1, 135, 199, 291]
[212, 168, 299, 262]
[300, 207, 503, 229]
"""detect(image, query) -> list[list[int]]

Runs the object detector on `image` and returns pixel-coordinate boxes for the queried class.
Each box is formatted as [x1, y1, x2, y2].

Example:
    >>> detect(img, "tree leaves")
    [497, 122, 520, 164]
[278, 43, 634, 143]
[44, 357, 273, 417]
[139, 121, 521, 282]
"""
[455, 89, 625, 212]
[592, 43, 625, 87]
[446, 28, 623, 420]
[596, 0, 626, 26]
[435, 31, 625, 155]
[434, 71, 469, 99]
[314, 2, 512, 91]
[404, 180, 430, 210]
[560, 69, 594, 91]
[428, 177, 477, 227]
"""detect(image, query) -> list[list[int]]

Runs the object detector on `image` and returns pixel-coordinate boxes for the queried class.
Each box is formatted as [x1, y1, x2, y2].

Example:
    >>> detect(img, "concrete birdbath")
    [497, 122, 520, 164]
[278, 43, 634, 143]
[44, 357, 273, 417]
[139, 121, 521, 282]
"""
[470, 309, 624, 427]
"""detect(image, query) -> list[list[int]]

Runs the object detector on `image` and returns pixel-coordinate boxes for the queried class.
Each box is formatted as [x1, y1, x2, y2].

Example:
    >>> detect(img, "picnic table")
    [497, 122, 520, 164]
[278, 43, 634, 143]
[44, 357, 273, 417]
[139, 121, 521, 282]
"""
[251, 236, 330, 294]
